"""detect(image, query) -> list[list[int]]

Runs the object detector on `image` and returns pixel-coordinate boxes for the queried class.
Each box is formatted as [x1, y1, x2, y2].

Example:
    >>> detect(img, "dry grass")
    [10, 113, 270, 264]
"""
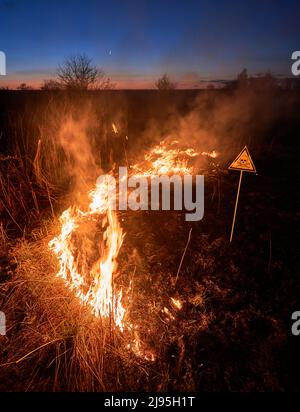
[0, 95, 206, 391]
[0, 217, 213, 391]
[0, 237, 146, 391]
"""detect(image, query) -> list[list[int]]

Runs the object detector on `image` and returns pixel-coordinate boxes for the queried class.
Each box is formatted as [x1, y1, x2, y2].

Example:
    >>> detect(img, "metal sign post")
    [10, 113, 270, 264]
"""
[228, 146, 256, 242]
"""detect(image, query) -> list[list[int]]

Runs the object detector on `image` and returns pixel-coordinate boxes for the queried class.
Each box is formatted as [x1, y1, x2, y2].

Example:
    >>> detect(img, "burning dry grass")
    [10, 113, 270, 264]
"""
[0, 237, 147, 391]
[0, 210, 215, 391]
[0, 192, 293, 392]
[0, 229, 211, 391]
[0, 95, 216, 391]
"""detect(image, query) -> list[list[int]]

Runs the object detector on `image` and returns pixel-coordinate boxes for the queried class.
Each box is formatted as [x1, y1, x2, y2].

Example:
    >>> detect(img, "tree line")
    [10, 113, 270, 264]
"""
[1, 54, 295, 91]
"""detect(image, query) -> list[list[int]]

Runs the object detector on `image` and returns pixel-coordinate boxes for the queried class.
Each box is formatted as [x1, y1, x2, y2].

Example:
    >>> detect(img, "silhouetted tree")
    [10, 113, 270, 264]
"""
[57, 54, 115, 90]
[17, 83, 33, 90]
[155, 73, 176, 90]
[237, 68, 249, 88]
[40, 79, 63, 91]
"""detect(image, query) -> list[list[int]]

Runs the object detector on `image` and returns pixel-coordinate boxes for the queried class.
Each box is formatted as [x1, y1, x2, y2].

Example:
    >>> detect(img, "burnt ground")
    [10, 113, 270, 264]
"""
[116, 150, 299, 391]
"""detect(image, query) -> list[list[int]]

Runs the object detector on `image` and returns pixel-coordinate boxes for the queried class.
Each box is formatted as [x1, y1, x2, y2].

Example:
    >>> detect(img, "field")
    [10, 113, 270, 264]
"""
[0, 84, 299, 391]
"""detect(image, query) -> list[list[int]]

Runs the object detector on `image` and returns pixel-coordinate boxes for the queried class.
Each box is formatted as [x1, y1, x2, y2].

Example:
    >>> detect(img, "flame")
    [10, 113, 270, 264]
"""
[170, 297, 183, 310]
[49, 134, 216, 359]
[131, 139, 199, 176]
[49, 178, 125, 331]
[112, 123, 118, 134]
[201, 150, 218, 159]
[129, 332, 156, 362]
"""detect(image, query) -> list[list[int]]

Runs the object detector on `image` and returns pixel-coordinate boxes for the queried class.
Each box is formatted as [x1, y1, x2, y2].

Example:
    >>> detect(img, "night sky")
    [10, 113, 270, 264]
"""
[0, 0, 299, 88]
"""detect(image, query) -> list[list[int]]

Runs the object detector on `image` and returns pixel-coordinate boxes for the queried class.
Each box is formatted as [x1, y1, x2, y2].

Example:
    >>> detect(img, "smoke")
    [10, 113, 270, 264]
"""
[56, 102, 103, 204]
[32, 82, 298, 198]
[129, 81, 296, 170]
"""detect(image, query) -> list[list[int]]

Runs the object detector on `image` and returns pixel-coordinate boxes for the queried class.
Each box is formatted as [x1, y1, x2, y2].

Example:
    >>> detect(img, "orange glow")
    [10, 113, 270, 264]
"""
[201, 150, 218, 159]
[49, 181, 125, 331]
[171, 297, 183, 310]
[49, 137, 208, 360]
[131, 139, 199, 176]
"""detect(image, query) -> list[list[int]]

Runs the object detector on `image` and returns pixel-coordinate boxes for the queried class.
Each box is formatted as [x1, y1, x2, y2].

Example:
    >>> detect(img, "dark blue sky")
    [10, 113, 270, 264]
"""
[0, 0, 299, 88]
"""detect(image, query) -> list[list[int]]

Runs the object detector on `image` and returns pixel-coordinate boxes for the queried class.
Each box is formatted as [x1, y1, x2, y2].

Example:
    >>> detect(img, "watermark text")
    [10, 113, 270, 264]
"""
[0, 311, 6, 335]
[291, 51, 300, 76]
[291, 311, 300, 336]
[0, 51, 6, 75]
[95, 167, 204, 222]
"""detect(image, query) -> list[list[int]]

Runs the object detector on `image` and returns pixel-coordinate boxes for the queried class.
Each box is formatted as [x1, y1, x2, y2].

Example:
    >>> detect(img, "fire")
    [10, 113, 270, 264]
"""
[201, 150, 218, 159]
[129, 331, 156, 362]
[170, 297, 183, 310]
[112, 123, 118, 134]
[131, 139, 199, 176]
[49, 178, 126, 331]
[49, 134, 217, 359]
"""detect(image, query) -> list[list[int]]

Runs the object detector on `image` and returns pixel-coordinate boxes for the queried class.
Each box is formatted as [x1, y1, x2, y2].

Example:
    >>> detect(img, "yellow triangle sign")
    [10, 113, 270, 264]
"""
[228, 146, 256, 173]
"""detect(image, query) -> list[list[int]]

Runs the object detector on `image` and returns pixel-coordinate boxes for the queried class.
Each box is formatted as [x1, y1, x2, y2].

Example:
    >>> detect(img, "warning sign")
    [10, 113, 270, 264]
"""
[228, 146, 256, 172]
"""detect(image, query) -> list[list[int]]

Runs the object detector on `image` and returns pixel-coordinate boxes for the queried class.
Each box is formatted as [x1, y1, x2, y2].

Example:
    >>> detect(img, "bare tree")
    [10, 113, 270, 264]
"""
[155, 73, 176, 90]
[57, 54, 115, 90]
